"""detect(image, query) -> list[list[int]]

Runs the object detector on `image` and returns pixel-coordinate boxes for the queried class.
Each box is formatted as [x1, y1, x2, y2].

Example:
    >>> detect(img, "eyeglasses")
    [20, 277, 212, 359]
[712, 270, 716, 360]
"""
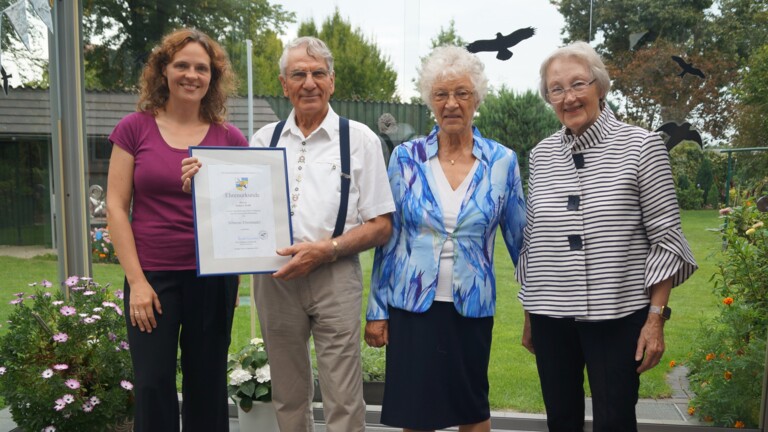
[547, 79, 596, 103]
[432, 89, 474, 103]
[288, 69, 331, 82]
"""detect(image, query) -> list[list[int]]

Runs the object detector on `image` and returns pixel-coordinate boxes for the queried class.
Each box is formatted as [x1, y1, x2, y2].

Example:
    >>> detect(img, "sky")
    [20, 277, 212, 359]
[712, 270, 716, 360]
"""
[274, 0, 567, 100]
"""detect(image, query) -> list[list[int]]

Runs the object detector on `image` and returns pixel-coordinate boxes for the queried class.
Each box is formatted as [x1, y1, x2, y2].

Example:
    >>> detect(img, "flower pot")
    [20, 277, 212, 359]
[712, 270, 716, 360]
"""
[363, 381, 385, 405]
[236, 400, 279, 432]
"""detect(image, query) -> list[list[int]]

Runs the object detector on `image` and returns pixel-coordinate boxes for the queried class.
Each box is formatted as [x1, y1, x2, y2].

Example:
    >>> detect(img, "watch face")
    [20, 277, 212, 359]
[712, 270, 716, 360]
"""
[661, 306, 671, 320]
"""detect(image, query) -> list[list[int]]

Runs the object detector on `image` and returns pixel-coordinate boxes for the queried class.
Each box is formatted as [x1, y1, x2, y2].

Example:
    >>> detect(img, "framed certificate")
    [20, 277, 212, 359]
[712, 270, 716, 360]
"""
[190, 146, 293, 275]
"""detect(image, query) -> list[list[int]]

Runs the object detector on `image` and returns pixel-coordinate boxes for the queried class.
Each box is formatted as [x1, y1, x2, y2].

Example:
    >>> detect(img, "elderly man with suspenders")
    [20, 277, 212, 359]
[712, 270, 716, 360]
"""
[249, 37, 393, 431]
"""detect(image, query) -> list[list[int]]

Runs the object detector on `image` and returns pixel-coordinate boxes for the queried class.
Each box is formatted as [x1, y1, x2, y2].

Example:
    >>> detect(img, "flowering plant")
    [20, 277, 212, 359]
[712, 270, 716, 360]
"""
[686, 201, 767, 428]
[0, 277, 134, 431]
[227, 337, 271, 412]
[91, 227, 118, 264]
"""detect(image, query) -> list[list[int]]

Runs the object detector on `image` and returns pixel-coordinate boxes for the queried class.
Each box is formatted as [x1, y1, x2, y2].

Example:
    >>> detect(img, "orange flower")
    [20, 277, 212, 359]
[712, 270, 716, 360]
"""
[724, 370, 732, 380]
[99, 253, 107, 258]
[687, 406, 695, 416]
[723, 297, 734, 306]
[705, 353, 715, 361]
[669, 360, 676, 368]
[735, 420, 745, 428]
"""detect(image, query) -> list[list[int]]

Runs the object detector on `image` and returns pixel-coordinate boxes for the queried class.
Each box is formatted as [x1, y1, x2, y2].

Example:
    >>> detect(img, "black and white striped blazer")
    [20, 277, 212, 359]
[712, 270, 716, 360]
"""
[516, 108, 697, 321]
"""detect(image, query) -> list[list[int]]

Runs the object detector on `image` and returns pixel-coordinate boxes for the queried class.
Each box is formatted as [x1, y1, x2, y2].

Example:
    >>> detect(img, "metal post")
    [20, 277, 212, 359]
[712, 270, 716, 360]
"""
[725, 151, 733, 207]
[246, 39, 254, 140]
[49, 0, 91, 283]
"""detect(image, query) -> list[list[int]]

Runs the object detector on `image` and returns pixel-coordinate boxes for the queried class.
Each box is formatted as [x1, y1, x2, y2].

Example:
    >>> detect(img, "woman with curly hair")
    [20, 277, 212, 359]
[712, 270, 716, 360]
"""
[106, 28, 247, 432]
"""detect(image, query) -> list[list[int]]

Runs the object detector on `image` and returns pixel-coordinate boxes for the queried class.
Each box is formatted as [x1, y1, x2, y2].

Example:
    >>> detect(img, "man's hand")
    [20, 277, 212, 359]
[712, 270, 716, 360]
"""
[181, 157, 201, 194]
[365, 320, 389, 347]
[272, 240, 335, 280]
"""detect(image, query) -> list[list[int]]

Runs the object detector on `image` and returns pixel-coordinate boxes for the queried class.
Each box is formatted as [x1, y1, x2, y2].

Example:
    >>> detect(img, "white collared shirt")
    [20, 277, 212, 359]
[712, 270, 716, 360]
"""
[250, 106, 395, 243]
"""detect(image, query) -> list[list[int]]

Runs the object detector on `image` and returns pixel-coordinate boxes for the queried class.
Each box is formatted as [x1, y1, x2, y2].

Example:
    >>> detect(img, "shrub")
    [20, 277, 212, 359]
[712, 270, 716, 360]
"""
[0, 277, 134, 431]
[687, 202, 767, 428]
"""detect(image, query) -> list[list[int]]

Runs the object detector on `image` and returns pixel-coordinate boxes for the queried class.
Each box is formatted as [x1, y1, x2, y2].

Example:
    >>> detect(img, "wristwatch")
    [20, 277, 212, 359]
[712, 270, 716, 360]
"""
[649, 305, 671, 320]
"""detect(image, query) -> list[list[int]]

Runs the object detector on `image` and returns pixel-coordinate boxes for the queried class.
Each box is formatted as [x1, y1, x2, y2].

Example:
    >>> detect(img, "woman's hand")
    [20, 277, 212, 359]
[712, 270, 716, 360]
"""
[129, 280, 163, 333]
[181, 157, 201, 193]
[365, 320, 389, 347]
[522, 311, 535, 354]
[635, 314, 665, 373]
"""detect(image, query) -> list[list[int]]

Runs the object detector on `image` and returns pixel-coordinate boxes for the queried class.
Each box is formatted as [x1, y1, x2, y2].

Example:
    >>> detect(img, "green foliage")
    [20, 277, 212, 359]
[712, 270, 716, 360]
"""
[474, 88, 561, 184]
[226, 30, 285, 96]
[298, 9, 398, 101]
[81, 0, 295, 90]
[706, 183, 721, 208]
[732, 44, 768, 185]
[687, 202, 768, 427]
[227, 337, 271, 412]
[0, 277, 133, 431]
[360, 343, 386, 382]
[677, 184, 705, 210]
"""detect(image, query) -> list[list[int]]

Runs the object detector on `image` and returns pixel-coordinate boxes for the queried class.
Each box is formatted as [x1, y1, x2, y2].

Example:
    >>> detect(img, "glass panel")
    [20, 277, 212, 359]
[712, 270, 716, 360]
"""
[0, 0, 768, 430]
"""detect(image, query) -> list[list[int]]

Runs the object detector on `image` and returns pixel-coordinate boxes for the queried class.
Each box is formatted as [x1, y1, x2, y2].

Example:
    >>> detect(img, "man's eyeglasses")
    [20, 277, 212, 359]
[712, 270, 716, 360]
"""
[547, 79, 596, 103]
[432, 89, 474, 103]
[288, 69, 331, 82]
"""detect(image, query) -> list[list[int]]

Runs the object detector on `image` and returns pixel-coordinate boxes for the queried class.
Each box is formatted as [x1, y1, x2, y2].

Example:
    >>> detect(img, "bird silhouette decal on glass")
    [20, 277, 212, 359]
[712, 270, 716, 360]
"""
[0, 66, 11, 96]
[655, 121, 703, 151]
[671, 56, 705, 79]
[629, 30, 657, 50]
[466, 27, 536, 61]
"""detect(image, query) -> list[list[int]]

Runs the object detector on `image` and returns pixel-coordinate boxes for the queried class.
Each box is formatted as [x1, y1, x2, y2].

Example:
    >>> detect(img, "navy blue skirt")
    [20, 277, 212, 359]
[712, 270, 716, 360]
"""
[380, 301, 493, 430]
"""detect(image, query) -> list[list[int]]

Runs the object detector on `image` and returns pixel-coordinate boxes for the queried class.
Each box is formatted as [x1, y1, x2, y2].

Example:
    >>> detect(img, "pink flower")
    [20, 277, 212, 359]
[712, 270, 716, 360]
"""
[83, 290, 96, 296]
[42, 369, 54, 379]
[52, 300, 64, 305]
[90, 396, 101, 405]
[115, 290, 124, 300]
[44, 426, 56, 432]
[65, 276, 79, 287]
[82, 402, 93, 413]
[54, 401, 66, 411]
[41, 280, 53, 288]
[62, 394, 75, 404]
[0, 366, 6, 375]
[60, 306, 76, 316]
[719, 207, 733, 216]
[120, 341, 130, 350]
[53, 364, 69, 371]
[53, 333, 69, 343]
[13, 292, 24, 298]
[120, 380, 133, 390]
[9, 299, 22, 305]
[65, 379, 80, 389]
[83, 317, 95, 324]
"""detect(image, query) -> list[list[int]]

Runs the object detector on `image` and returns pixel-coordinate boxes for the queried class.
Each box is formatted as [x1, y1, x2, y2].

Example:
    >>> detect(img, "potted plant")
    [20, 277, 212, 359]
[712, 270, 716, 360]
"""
[0, 276, 134, 432]
[360, 343, 386, 405]
[227, 337, 277, 431]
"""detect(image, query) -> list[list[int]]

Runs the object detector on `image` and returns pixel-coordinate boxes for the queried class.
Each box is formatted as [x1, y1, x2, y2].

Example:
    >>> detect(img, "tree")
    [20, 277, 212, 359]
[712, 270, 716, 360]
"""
[731, 44, 768, 185]
[297, 9, 398, 101]
[474, 88, 561, 184]
[81, 0, 295, 90]
[549, 0, 764, 138]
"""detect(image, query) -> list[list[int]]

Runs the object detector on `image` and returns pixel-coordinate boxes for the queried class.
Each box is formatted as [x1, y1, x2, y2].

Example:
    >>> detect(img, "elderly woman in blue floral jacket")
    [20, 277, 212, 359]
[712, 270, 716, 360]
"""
[365, 45, 526, 432]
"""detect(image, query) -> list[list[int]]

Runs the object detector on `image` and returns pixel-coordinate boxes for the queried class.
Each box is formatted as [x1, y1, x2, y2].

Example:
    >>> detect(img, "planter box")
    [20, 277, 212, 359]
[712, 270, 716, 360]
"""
[312, 380, 385, 405]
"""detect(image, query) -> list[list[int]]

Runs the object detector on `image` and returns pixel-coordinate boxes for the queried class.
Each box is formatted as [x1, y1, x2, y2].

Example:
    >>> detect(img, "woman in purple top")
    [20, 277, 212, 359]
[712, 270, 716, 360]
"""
[106, 28, 248, 432]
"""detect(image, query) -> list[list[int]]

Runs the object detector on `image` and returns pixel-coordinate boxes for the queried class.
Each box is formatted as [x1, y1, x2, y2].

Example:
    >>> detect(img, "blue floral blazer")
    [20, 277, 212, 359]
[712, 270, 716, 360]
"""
[366, 126, 526, 319]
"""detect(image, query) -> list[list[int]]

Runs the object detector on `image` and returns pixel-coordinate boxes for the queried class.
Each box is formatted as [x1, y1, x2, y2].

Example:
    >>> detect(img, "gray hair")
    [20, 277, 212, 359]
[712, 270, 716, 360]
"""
[538, 41, 611, 103]
[279, 36, 335, 77]
[417, 45, 488, 112]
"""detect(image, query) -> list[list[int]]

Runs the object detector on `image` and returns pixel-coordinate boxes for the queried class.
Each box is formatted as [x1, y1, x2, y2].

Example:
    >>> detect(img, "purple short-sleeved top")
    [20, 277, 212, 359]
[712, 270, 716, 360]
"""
[109, 111, 248, 270]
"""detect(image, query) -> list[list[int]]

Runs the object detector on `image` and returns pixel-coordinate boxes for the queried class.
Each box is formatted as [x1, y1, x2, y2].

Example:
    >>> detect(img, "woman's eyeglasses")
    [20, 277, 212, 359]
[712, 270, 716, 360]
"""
[432, 89, 474, 103]
[547, 79, 596, 103]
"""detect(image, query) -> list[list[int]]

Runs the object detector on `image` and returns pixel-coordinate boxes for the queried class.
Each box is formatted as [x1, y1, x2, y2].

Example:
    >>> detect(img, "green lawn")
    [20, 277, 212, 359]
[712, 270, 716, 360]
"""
[0, 210, 728, 413]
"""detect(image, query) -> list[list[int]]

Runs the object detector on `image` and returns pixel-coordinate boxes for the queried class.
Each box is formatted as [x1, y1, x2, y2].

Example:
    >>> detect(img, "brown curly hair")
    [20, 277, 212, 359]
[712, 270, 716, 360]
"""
[137, 28, 235, 124]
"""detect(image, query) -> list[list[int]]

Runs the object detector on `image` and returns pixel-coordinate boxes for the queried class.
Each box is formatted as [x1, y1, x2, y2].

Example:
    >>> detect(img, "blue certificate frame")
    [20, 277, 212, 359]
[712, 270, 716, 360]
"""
[190, 146, 293, 275]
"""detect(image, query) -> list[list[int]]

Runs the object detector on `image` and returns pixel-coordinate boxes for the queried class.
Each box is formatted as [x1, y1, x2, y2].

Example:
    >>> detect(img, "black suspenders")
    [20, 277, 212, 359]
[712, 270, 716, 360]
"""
[269, 117, 351, 238]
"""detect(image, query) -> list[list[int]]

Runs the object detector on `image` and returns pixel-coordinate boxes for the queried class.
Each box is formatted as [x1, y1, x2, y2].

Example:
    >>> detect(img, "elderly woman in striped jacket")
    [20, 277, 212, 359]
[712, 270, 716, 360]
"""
[516, 41, 698, 432]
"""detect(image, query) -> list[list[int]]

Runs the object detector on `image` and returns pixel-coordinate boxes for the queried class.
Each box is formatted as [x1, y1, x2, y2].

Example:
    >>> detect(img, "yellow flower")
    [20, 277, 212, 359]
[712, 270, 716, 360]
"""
[705, 353, 715, 361]
[746, 228, 756, 235]
[723, 297, 734, 306]
[735, 420, 745, 428]
[687, 406, 695, 416]
[751, 221, 764, 229]
[669, 360, 676, 368]
[724, 370, 732, 380]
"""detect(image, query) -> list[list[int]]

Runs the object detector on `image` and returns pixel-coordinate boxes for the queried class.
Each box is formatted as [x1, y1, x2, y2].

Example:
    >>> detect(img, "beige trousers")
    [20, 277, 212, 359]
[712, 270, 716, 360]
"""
[253, 255, 366, 432]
